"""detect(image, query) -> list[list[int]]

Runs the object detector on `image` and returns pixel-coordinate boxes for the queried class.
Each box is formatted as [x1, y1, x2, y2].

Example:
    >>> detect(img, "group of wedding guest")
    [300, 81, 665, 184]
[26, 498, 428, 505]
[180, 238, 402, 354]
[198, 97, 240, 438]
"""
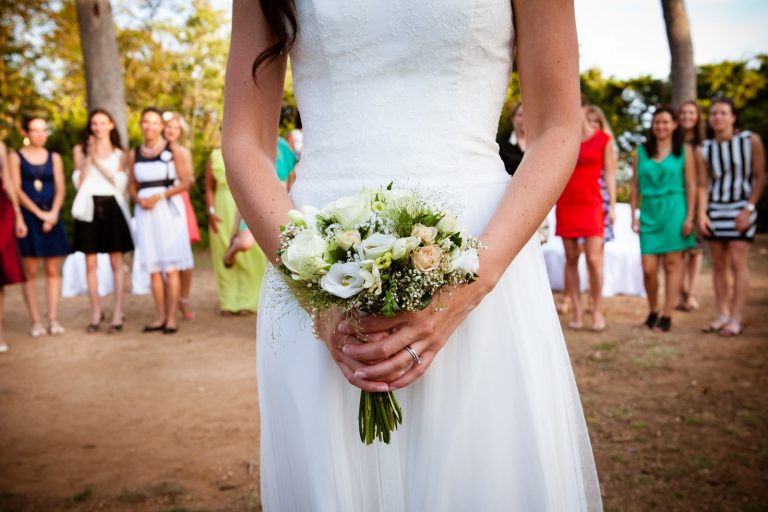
[503, 95, 765, 336]
[0, 107, 202, 349]
[625, 98, 764, 334]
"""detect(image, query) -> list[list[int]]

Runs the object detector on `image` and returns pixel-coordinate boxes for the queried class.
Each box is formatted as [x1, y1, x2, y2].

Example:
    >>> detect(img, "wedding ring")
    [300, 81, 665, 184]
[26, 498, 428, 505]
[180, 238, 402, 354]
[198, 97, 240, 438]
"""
[389, 327, 398, 334]
[404, 345, 422, 365]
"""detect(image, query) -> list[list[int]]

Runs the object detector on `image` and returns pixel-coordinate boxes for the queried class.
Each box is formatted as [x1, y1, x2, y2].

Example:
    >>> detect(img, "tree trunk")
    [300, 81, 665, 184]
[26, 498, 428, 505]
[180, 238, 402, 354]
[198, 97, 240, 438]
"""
[661, 0, 696, 106]
[75, 0, 128, 148]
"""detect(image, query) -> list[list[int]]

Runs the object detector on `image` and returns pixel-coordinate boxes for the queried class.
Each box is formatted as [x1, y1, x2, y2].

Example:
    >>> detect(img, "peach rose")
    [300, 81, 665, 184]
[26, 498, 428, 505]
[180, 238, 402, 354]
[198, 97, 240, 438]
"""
[412, 244, 443, 272]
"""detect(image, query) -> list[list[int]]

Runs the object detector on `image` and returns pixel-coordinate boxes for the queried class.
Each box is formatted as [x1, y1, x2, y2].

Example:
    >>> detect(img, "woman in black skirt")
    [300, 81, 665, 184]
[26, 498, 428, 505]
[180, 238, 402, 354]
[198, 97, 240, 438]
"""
[71, 109, 134, 333]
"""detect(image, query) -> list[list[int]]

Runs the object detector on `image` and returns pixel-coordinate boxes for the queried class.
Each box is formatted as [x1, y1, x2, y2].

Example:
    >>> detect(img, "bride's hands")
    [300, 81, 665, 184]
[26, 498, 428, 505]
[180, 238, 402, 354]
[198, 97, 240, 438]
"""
[314, 309, 392, 393]
[338, 279, 491, 391]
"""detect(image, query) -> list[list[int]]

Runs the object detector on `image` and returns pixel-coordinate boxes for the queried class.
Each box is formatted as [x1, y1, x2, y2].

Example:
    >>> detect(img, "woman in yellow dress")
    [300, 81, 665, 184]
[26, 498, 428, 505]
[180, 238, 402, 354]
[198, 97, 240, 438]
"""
[204, 148, 266, 314]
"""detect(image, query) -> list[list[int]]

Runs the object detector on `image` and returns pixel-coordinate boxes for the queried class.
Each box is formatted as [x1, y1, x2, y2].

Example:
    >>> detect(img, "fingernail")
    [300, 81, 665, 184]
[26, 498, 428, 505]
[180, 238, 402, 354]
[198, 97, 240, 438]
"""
[389, 385, 397, 391]
[341, 345, 350, 354]
[354, 370, 366, 378]
[337, 321, 348, 333]
[377, 385, 389, 392]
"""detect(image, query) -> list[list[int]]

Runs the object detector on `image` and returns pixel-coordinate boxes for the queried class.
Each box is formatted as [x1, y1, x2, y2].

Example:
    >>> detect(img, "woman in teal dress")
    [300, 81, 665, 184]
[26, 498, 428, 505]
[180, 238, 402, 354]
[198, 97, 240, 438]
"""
[630, 106, 696, 332]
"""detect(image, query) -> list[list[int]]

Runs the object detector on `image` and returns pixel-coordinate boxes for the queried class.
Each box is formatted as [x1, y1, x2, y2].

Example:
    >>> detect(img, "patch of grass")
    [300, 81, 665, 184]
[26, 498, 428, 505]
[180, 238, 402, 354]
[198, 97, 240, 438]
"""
[659, 465, 690, 481]
[151, 481, 185, 501]
[684, 415, 704, 426]
[631, 421, 647, 429]
[611, 454, 630, 465]
[591, 341, 620, 351]
[633, 344, 679, 369]
[62, 487, 94, 507]
[158, 508, 209, 512]
[239, 492, 262, 512]
[116, 487, 148, 504]
[612, 405, 634, 421]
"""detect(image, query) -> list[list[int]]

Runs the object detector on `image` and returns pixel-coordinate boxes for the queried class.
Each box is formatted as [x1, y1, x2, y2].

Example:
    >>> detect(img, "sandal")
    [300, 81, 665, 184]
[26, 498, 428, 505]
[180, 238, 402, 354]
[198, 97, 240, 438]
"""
[108, 323, 124, 334]
[142, 323, 165, 333]
[48, 322, 66, 335]
[86, 312, 105, 333]
[702, 314, 730, 333]
[718, 319, 742, 337]
[644, 311, 659, 329]
[653, 316, 671, 332]
[567, 320, 583, 331]
[179, 298, 195, 321]
[29, 323, 47, 338]
[0, 342, 8, 353]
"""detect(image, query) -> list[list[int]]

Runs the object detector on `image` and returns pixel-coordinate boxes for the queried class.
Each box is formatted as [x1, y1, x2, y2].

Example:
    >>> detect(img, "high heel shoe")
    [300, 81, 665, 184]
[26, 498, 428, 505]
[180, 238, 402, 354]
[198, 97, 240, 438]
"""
[86, 312, 105, 333]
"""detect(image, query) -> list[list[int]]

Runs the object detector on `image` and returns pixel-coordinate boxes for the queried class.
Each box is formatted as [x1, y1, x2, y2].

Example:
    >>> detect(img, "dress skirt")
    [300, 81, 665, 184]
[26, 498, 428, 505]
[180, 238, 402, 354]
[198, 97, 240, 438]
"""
[133, 188, 193, 273]
[257, 177, 602, 511]
[0, 193, 25, 285]
[17, 208, 70, 258]
[73, 195, 134, 254]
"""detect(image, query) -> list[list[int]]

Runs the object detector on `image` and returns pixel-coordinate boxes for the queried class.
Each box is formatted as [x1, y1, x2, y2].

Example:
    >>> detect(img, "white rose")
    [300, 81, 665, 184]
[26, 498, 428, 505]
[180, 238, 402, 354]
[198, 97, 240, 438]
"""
[450, 249, 480, 274]
[359, 260, 383, 295]
[160, 150, 173, 162]
[327, 193, 370, 229]
[335, 229, 362, 251]
[392, 236, 420, 260]
[437, 213, 459, 234]
[281, 230, 330, 279]
[321, 262, 366, 298]
[302, 205, 322, 233]
[359, 233, 396, 260]
[412, 244, 443, 272]
[411, 223, 438, 244]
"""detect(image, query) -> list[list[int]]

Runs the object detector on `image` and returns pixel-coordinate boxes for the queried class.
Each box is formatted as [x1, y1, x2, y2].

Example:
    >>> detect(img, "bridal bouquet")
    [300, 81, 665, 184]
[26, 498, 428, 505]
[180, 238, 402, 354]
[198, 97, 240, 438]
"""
[277, 184, 483, 444]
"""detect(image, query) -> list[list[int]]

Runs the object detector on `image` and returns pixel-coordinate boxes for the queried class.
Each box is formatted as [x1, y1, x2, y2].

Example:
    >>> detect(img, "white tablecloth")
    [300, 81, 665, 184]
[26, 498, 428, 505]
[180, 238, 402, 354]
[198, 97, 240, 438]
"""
[61, 252, 115, 297]
[540, 203, 645, 297]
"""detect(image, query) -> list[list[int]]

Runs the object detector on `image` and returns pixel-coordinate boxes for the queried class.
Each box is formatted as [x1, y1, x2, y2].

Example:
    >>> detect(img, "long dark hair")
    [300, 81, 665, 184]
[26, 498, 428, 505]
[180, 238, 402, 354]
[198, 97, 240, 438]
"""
[83, 108, 122, 154]
[252, 1, 298, 79]
[643, 106, 684, 158]
[676, 100, 705, 147]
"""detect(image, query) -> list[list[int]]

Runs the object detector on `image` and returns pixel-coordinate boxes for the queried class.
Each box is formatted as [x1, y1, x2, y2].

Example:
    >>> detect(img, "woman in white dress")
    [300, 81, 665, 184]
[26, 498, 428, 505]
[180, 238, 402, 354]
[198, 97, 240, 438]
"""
[128, 107, 194, 334]
[224, 1, 601, 510]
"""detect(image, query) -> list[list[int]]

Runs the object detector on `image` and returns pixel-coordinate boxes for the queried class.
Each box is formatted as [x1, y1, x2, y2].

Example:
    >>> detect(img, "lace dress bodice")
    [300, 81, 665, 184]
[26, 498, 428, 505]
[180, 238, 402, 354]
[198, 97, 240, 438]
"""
[290, 0, 515, 201]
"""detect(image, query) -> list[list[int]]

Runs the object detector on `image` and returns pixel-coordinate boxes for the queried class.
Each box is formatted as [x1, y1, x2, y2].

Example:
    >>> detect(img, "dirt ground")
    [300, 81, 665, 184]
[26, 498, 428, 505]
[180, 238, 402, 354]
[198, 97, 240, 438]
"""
[1, 238, 766, 512]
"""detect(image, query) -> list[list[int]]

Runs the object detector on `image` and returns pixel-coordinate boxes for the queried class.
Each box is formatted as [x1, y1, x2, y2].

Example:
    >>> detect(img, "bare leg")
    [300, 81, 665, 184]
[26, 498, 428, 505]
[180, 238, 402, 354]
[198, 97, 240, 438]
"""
[727, 241, 751, 324]
[641, 254, 660, 314]
[0, 288, 6, 351]
[21, 257, 43, 330]
[178, 269, 194, 320]
[164, 270, 181, 330]
[661, 251, 684, 318]
[685, 250, 703, 310]
[44, 257, 63, 331]
[148, 272, 166, 328]
[584, 236, 605, 330]
[562, 238, 583, 328]
[109, 252, 126, 326]
[708, 241, 730, 318]
[85, 253, 102, 325]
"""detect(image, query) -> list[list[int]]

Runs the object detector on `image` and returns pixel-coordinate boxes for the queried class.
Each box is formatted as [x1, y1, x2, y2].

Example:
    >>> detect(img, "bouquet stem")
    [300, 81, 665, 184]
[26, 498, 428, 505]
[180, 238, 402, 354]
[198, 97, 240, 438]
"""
[358, 390, 403, 444]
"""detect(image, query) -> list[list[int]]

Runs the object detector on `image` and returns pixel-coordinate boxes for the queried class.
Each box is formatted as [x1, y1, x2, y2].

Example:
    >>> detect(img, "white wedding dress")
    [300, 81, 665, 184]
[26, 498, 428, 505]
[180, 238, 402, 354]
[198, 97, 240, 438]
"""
[257, 1, 602, 510]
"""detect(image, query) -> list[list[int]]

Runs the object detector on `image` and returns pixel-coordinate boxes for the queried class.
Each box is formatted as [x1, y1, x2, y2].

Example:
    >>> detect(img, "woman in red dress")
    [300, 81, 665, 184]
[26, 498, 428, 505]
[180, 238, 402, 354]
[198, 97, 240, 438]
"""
[0, 140, 28, 353]
[556, 95, 616, 331]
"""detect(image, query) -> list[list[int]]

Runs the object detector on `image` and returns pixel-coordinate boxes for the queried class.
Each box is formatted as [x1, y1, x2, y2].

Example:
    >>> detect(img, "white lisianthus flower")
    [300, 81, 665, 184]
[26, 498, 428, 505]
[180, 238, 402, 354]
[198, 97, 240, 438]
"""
[327, 193, 371, 229]
[437, 213, 459, 234]
[450, 248, 480, 274]
[392, 236, 420, 260]
[300, 205, 322, 233]
[412, 244, 443, 272]
[359, 259, 383, 295]
[281, 230, 330, 279]
[321, 262, 366, 298]
[335, 229, 362, 251]
[359, 233, 396, 260]
[411, 223, 439, 244]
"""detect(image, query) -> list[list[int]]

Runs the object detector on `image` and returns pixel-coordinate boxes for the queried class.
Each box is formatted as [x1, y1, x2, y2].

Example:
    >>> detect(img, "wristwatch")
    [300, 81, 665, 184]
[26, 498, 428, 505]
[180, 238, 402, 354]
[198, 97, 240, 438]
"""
[745, 203, 756, 213]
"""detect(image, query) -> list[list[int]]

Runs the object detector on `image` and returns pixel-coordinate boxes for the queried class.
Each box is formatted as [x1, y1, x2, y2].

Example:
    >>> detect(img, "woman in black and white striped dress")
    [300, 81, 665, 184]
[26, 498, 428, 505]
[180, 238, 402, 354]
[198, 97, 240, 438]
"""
[698, 98, 765, 336]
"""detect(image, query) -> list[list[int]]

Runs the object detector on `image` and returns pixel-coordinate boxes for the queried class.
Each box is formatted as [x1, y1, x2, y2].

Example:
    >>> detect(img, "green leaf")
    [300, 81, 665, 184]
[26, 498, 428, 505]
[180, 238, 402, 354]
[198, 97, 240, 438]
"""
[380, 290, 401, 317]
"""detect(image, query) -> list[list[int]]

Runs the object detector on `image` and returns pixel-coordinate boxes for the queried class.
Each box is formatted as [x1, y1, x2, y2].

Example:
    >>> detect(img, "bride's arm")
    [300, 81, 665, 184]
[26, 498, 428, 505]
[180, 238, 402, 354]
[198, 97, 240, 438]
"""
[342, 0, 581, 390]
[222, 0, 293, 261]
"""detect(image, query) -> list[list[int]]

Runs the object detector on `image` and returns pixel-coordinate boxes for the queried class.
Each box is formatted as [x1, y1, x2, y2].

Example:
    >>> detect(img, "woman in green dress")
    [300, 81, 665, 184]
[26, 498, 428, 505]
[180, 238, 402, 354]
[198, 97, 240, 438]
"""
[204, 148, 267, 314]
[630, 106, 696, 332]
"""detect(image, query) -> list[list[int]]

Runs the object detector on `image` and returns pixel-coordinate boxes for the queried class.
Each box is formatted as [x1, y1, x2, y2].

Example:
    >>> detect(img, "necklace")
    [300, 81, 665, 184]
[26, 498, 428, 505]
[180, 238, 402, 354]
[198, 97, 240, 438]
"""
[140, 138, 164, 155]
[23, 149, 46, 192]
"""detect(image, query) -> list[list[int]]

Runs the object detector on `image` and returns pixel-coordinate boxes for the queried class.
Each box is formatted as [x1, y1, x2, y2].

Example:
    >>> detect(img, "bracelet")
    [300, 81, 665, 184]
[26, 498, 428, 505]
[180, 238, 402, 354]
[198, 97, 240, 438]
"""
[208, 206, 216, 216]
[311, 309, 320, 339]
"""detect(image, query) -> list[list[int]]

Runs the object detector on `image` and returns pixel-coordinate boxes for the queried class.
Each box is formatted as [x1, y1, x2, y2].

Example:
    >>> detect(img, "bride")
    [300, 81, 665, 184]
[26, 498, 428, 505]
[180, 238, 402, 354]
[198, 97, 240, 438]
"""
[223, 0, 602, 510]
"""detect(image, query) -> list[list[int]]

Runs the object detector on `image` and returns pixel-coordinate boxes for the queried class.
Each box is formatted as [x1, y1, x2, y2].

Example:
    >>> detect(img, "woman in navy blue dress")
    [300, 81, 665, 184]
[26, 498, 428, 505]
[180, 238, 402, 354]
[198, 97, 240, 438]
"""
[9, 116, 71, 337]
